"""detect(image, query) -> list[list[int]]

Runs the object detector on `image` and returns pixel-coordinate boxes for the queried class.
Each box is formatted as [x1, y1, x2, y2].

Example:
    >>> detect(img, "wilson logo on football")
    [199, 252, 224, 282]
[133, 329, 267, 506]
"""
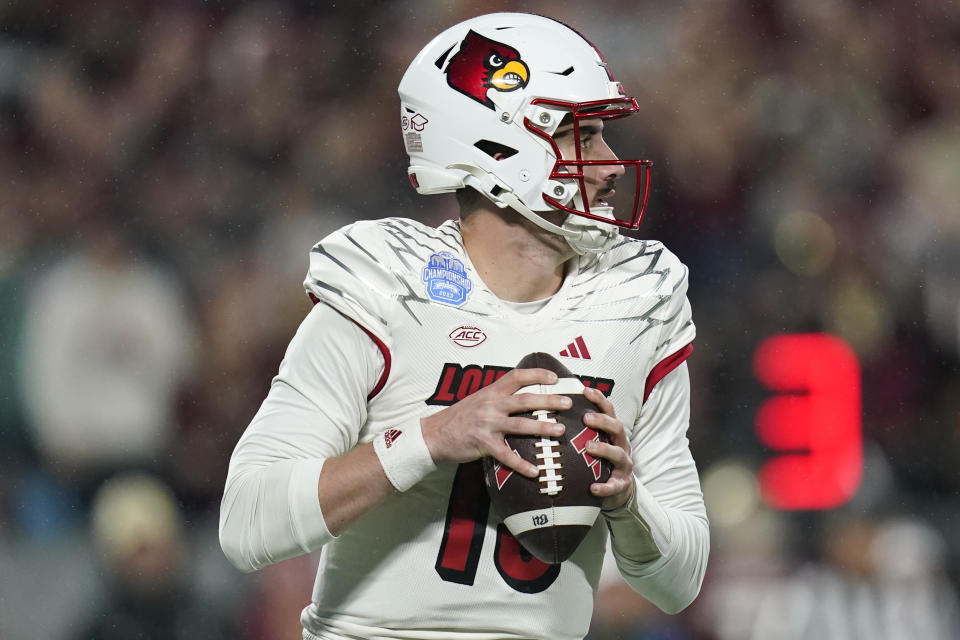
[449, 326, 486, 347]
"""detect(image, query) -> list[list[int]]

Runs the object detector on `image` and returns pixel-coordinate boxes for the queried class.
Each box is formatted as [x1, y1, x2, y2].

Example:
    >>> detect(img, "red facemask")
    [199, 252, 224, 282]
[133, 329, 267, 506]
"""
[524, 97, 652, 230]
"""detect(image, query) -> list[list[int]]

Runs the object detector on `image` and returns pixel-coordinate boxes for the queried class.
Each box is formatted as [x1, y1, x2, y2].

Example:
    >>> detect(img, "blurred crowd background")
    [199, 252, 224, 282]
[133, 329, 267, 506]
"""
[1, 0, 958, 638]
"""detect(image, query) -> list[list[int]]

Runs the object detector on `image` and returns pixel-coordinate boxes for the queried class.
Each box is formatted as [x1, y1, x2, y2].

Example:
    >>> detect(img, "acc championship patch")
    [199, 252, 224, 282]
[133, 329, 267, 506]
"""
[422, 251, 472, 306]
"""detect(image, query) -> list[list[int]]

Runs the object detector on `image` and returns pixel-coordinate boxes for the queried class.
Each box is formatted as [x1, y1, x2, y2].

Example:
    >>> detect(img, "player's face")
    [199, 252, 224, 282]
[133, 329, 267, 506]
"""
[552, 118, 626, 209]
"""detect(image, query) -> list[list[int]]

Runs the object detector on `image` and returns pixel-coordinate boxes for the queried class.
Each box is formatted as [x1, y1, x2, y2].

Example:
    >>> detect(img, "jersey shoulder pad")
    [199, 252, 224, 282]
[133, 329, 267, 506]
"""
[303, 218, 454, 342]
[619, 239, 695, 362]
[575, 237, 695, 357]
[599, 237, 689, 296]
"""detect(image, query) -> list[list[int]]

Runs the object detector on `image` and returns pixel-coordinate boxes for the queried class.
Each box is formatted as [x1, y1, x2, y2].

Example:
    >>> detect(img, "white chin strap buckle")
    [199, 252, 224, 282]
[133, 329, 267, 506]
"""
[562, 207, 620, 255]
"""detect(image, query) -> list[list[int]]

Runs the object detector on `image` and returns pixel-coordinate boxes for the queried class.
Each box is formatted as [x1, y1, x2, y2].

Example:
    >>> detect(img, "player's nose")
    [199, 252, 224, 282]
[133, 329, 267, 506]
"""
[595, 137, 625, 181]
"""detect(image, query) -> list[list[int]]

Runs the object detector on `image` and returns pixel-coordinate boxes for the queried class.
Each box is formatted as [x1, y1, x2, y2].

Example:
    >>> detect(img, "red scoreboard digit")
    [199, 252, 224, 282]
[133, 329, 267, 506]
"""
[753, 334, 862, 510]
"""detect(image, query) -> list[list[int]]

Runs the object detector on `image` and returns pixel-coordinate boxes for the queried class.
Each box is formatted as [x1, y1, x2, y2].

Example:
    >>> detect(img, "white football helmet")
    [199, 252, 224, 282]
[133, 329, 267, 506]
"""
[398, 12, 652, 254]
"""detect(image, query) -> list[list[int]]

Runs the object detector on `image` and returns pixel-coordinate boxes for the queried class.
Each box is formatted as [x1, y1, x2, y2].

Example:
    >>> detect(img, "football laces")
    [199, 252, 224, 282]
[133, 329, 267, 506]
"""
[532, 410, 564, 495]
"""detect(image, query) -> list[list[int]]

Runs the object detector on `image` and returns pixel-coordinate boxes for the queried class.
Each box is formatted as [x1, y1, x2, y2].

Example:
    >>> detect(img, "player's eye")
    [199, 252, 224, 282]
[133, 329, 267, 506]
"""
[488, 54, 503, 67]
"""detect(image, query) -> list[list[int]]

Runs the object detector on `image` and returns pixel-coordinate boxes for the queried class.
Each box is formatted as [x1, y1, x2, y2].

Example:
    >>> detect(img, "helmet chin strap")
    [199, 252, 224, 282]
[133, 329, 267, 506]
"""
[562, 208, 620, 255]
[451, 163, 619, 255]
[498, 191, 575, 238]
[499, 191, 619, 255]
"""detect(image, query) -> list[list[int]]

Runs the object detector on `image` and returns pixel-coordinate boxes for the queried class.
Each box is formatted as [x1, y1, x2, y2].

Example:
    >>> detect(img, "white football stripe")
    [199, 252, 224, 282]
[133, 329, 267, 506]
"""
[503, 506, 601, 535]
[516, 377, 585, 396]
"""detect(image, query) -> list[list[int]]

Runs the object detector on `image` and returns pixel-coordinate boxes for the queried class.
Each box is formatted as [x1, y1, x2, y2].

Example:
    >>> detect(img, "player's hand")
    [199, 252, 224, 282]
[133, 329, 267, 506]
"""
[582, 386, 635, 510]
[421, 368, 572, 478]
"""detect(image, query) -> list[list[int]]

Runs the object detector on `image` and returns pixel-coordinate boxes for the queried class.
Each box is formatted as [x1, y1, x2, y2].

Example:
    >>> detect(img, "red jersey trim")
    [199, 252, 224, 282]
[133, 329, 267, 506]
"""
[643, 343, 693, 403]
[308, 293, 391, 400]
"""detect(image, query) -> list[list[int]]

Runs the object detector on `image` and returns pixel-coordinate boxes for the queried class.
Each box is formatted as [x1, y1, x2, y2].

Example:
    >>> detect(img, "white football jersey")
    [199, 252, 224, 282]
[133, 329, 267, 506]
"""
[286, 217, 703, 639]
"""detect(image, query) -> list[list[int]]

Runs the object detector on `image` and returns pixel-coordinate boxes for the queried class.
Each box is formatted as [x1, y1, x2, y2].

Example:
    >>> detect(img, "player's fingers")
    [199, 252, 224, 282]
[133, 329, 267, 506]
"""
[585, 439, 632, 471]
[501, 416, 565, 438]
[584, 411, 627, 445]
[590, 473, 634, 498]
[489, 442, 539, 478]
[505, 393, 572, 414]
[495, 367, 559, 393]
[584, 386, 616, 417]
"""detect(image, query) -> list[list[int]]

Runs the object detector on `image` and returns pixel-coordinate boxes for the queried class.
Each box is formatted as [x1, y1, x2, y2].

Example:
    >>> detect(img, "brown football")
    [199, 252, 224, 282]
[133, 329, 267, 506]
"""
[482, 352, 612, 564]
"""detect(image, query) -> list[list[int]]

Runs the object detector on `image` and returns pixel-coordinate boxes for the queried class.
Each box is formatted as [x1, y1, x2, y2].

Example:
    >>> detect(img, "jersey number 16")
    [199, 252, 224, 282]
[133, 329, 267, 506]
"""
[435, 461, 560, 593]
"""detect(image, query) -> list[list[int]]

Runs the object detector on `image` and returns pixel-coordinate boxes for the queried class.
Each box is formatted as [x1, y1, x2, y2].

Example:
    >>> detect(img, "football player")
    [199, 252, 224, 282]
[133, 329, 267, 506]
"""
[220, 13, 708, 640]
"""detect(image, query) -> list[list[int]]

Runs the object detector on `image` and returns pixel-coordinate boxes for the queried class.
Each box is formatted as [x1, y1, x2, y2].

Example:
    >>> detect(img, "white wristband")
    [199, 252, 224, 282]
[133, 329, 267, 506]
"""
[373, 420, 437, 492]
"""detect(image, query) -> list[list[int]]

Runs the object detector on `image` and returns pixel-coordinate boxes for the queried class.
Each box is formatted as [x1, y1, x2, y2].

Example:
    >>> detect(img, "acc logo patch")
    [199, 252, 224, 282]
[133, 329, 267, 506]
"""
[422, 251, 473, 306]
[449, 325, 486, 347]
[445, 30, 530, 110]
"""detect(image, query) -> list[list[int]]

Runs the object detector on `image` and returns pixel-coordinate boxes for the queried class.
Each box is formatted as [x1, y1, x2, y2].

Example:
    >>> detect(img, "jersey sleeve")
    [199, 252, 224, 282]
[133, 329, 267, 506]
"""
[219, 302, 384, 572]
[303, 221, 402, 346]
[608, 361, 709, 613]
[601, 245, 706, 613]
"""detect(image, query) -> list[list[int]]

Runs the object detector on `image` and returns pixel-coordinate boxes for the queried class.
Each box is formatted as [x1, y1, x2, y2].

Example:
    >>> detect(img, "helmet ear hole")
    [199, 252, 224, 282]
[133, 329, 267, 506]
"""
[474, 140, 518, 160]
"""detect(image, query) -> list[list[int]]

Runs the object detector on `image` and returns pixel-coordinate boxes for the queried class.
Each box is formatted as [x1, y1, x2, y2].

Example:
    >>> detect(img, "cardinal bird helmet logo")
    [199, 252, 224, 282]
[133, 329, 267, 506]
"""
[445, 30, 530, 109]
